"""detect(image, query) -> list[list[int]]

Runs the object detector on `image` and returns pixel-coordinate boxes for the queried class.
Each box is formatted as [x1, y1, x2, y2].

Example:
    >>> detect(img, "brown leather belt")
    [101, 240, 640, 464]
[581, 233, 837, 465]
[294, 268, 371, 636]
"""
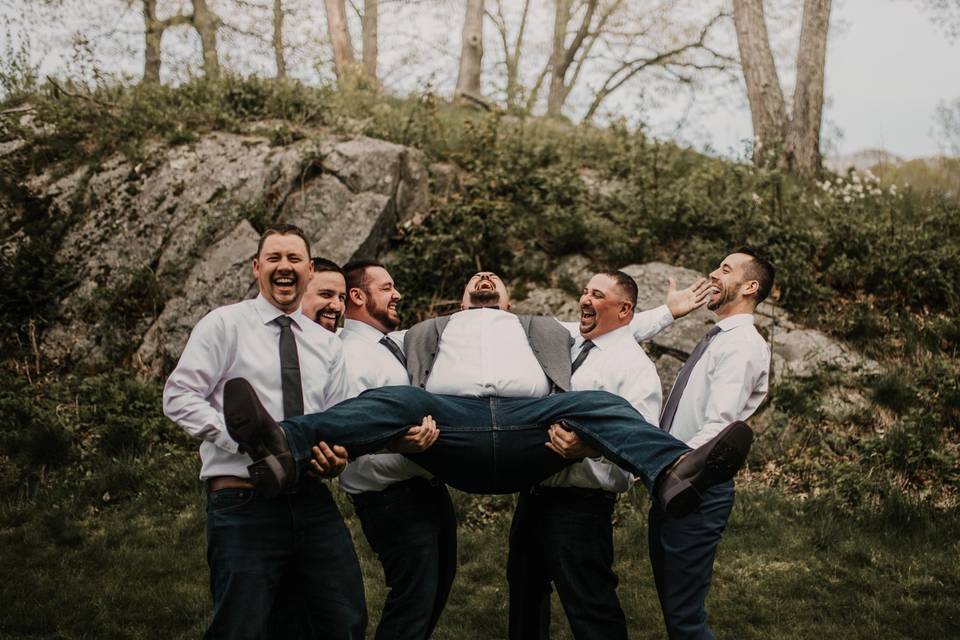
[207, 475, 255, 492]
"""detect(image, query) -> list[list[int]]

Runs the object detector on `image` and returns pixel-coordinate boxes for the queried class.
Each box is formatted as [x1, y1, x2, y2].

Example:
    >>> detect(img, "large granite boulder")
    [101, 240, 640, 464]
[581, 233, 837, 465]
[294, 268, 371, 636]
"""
[19, 128, 429, 373]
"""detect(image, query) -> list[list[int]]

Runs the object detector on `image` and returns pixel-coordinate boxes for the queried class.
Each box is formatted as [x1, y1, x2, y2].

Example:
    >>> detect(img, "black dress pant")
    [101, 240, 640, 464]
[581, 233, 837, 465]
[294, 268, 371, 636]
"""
[507, 487, 627, 640]
[353, 478, 458, 640]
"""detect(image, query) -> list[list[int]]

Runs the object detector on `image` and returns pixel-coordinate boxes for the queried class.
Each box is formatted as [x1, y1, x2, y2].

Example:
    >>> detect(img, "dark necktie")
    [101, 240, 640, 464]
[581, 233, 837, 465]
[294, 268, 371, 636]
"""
[379, 335, 407, 368]
[275, 316, 304, 419]
[660, 325, 723, 432]
[571, 340, 596, 375]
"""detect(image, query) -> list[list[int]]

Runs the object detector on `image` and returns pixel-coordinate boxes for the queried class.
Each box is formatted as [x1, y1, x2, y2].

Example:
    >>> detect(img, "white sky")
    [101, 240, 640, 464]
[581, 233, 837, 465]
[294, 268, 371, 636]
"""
[2, 0, 958, 160]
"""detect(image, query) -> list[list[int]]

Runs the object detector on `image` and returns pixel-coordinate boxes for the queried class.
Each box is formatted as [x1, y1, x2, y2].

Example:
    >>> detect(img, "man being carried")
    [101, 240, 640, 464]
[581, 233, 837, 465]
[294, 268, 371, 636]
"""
[222, 273, 754, 518]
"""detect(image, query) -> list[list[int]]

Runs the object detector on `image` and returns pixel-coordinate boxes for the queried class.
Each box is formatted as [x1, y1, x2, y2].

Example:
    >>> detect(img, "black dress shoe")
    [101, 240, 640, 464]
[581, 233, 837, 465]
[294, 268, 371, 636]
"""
[223, 378, 296, 497]
[656, 421, 753, 518]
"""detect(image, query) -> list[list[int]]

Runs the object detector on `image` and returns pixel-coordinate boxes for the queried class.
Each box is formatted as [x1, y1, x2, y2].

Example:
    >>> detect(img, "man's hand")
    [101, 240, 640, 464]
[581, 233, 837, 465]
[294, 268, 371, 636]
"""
[307, 441, 349, 479]
[545, 423, 600, 459]
[387, 415, 439, 454]
[665, 277, 718, 319]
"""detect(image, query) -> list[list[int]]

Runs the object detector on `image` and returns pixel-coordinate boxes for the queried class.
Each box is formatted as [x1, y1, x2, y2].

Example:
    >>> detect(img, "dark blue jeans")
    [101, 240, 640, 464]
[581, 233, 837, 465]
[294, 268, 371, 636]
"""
[204, 481, 367, 640]
[648, 480, 735, 640]
[352, 478, 457, 640]
[281, 387, 690, 495]
[507, 488, 627, 640]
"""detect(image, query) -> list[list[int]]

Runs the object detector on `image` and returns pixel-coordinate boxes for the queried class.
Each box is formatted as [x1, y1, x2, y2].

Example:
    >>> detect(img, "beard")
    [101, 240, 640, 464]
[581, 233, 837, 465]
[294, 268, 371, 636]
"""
[313, 307, 340, 331]
[468, 289, 501, 307]
[366, 296, 399, 331]
[707, 281, 737, 311]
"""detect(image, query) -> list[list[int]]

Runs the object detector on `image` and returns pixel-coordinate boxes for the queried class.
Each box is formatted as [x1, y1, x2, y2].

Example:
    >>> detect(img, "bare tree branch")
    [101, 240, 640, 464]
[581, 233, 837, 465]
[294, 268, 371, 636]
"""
[583, 11, 729, 121]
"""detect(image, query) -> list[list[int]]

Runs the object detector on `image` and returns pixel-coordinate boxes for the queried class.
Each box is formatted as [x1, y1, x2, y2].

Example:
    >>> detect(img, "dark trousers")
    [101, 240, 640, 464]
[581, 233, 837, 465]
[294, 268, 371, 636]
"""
[507, 488, 627, 640]
[203, 481, 367, 640]
[282, 387, 690, 495]
[352, 478, 458, 640]
[648, 480, 735, 640]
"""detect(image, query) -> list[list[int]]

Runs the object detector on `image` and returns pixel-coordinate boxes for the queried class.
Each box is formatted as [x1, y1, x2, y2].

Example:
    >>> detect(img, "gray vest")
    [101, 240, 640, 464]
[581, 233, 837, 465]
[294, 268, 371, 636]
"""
[404, 313, 574, 392]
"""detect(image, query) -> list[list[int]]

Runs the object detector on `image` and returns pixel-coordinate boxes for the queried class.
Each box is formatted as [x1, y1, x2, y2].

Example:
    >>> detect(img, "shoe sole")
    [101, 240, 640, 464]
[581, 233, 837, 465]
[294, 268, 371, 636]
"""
[694, 422, 753, 492]
[223, 378, 293, 497]
[664, 421, 753, 518]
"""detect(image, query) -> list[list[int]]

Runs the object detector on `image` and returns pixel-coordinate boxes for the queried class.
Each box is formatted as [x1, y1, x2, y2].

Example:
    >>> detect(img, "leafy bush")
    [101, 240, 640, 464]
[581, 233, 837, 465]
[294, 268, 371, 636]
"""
[0, 369, 193, 508]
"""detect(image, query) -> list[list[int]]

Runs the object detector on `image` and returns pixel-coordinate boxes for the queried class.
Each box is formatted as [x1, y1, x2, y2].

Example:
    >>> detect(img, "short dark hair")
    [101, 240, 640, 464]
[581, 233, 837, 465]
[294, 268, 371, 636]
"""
[343, 259, 386, 292]
[733, 247, 775, 304]
[257, 223, 311, 259]
[312, 256, 343, 275]
[598, 270, 638, 308]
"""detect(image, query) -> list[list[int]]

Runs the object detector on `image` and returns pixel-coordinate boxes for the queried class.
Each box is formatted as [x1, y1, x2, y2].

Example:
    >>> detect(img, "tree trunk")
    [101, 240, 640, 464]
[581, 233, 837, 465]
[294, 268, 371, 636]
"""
[455, 0, 484, 102]
[732, 0, 787, 163]
[546, 0, 573, 117]
[273, 0, 286, 79]
[361, 0, 378, 82]
[546, 0, 598, 118]
[495, 0, 530, 111]
[324, 0, 356, 81]
[191, 0, 221, 80]
[785, 0, 831, 177]
[142, 0, 163, 84]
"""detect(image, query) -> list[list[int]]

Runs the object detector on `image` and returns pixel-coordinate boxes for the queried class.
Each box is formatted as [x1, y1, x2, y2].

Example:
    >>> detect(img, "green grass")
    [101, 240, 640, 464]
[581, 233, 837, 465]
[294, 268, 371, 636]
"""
[2, 482, 958, 639]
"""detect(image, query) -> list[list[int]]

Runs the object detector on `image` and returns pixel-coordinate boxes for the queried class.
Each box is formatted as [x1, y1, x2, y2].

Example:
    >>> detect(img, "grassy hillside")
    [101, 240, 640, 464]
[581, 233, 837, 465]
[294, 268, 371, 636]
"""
[2, 77, 959, 637]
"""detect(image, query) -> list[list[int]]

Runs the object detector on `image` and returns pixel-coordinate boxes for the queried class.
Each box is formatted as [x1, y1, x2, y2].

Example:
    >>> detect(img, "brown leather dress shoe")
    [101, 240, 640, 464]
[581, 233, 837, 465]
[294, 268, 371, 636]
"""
[223, 378, 296, 497]
[656, 421, 753, 518]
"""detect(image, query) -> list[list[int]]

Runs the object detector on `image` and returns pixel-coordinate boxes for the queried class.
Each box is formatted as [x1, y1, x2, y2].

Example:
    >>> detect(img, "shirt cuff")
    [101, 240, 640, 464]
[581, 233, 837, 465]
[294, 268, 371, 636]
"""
[213, 428, 239, 454]
[653, 304, 675, 324]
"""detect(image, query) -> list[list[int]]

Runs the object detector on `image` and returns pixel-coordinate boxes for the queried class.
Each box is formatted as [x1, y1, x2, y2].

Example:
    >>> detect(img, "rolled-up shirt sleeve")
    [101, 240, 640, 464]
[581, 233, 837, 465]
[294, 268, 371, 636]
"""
[162, 311, 239, 454]
[630, 305, 674, 342]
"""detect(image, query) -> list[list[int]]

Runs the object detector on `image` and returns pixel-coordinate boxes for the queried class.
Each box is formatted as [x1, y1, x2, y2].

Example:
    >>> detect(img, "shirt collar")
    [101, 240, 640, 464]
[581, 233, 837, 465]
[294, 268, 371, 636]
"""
[253, 293, 304, 328]
[342, 318, 388, 342]
[716, 313, 755, 332]
[577, 323, 633, 351]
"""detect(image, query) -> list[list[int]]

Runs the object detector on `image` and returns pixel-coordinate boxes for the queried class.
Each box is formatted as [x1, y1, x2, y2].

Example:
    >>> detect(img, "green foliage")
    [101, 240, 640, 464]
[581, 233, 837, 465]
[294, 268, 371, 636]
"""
[0, 369, 193, 503]
[870, 369, 916, 413]
[12, 76, 335, 172]
[871, 157, 960, 197]
[0, 165, 77, 363]
[79, 266, 165, 363]
[0, 22, 38, 102]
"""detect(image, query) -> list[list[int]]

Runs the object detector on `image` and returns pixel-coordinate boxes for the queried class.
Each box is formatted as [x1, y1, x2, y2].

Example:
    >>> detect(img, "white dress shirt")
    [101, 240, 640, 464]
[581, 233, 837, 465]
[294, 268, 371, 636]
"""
[337, 319, 432, 494]
[666, 313, 769, 449]
[539, 324, 662, 493]
[426, 308, 552, 398]
[162, 294, 348, 479]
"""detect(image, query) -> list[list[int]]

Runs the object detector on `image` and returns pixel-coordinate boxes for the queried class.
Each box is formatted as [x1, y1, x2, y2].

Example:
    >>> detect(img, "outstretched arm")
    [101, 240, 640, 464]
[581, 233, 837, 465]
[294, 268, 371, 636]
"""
[665, 277, 717, 319]
[630, 277, 718, 341]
